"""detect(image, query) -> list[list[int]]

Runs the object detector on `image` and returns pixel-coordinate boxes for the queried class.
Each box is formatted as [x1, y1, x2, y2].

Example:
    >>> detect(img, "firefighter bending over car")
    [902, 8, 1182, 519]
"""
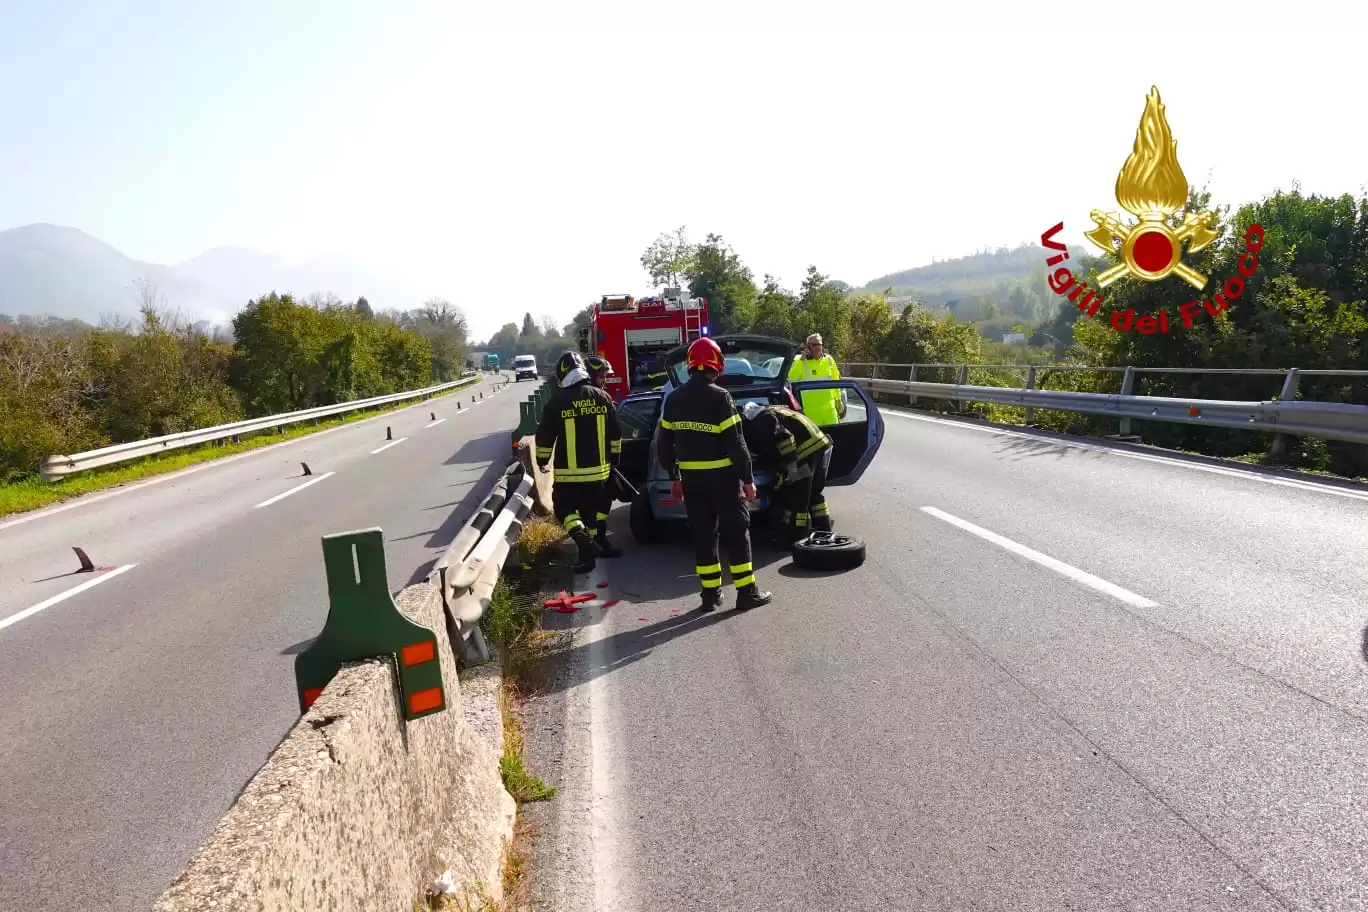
[741, 401, 834, 544]
[658, 338, 773, 613]
[535, 351, 624, 573]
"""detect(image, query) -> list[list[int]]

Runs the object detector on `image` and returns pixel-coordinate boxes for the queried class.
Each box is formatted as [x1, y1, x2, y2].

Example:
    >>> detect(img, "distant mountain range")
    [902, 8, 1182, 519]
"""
[863, 242, 1092, 306]
[0, 223, 427, 328]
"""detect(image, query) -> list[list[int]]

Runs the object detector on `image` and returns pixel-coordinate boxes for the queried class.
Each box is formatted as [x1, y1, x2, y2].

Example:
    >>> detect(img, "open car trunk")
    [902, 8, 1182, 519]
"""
[662, 334, 796, 392]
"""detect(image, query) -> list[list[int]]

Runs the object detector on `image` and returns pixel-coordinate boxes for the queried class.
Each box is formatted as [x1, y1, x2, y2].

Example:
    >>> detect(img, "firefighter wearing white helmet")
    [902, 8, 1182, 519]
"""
[740, 399, 834, 544]
[535, 351, 624, 572]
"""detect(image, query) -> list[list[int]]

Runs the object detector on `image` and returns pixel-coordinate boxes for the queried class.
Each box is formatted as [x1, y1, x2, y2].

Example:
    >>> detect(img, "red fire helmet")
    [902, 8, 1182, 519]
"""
[686, 337, 724, 375]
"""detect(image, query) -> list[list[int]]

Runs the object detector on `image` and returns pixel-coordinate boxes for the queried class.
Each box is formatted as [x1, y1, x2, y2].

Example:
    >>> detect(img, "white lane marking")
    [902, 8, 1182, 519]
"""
[920, 506, 1160, 608]
[584, 567, 621, 912]
[473, 399, 487, 407]
[888, 409, 1368, 502]
[0, 564, 138, 634]
[0, 392, 468, 533]
[424, 418, 446, 428]
[370, 438, 408, 455]
[252, 472, 336, 509]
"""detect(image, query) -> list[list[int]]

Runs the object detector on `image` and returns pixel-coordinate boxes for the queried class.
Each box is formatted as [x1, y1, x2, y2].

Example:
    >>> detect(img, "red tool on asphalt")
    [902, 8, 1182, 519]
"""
[543, 590, 595, 613]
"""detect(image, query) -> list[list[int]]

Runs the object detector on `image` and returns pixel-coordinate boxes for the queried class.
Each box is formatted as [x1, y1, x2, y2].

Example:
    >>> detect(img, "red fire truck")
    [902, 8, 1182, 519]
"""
[577, 288, 710, 401]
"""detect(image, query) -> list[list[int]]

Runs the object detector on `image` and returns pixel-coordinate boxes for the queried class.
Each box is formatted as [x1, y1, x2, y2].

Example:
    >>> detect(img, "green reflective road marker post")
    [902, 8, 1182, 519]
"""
[295, 528, 447, 721]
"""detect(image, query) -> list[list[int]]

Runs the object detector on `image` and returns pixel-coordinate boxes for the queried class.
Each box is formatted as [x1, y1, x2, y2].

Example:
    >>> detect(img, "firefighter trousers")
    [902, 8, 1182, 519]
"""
[682, 471, 757, 593]
[553, 479, 604, 552]
[780, 446, 832, 537]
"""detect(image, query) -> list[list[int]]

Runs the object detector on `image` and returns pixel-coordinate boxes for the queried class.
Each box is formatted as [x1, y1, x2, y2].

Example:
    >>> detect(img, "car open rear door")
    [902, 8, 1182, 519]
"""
[788, 380, 884, 486]
[613, 392, 665, 491]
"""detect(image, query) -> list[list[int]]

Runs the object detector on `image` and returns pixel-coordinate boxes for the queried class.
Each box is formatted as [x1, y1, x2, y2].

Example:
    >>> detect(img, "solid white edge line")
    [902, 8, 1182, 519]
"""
[424, 419, 446, 428]
[0, 564, 138, 633]
[370, 438, 408, 455]
[920, 506, 1160, 609]
[887, 409, 1368, 502]
[0, 387, 481, 533]
[252, 472, 336, 509]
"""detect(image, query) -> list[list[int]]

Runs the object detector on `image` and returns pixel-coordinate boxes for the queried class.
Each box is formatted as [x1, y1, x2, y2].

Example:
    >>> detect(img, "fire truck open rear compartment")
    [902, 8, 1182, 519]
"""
[580, 289, 710, 400]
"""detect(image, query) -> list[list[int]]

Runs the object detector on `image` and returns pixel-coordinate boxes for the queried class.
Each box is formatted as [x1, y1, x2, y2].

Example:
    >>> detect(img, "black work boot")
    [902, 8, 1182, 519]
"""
[570, 528, 601, 574]
[594, 525, 623, 558]
[735, 584, 773, 611]
[697, 589, 723, 613]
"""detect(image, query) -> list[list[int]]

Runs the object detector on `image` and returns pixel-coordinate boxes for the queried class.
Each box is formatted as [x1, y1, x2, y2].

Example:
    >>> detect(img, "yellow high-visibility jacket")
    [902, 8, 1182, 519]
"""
[788, 353, 843, 426]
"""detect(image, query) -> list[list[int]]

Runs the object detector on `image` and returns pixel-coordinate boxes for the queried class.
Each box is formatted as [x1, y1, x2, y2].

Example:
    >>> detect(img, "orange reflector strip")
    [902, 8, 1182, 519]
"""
[401, 640, 435, 667]
[1189, 407, 1201, 417]
[303, 687, 324, 710]
[409, 687, 443, 715]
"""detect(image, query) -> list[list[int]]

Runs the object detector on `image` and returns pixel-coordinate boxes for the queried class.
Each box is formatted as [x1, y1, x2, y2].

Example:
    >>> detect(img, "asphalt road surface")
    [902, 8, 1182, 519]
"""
[0, 375, 526, 912]
[522, 407, 1368, 912]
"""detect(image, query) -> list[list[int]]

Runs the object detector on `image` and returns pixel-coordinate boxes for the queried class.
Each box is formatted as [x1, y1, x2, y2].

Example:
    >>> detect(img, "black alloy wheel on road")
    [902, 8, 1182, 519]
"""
[790, 531, 866, 571]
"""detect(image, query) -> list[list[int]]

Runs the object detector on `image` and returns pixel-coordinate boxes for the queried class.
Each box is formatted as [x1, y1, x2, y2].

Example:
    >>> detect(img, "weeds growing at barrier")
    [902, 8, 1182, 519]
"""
[445, 513, 569, 912]
[0, 378, 482, 519]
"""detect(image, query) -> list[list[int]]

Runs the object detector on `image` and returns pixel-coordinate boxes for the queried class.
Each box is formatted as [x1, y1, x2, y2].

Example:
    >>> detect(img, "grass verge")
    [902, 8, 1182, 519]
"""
[0, 377, 483, 520]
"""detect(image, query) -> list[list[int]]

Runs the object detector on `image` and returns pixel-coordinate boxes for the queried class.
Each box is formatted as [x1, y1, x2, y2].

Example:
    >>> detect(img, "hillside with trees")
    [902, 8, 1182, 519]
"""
[0, 290, 468, 484]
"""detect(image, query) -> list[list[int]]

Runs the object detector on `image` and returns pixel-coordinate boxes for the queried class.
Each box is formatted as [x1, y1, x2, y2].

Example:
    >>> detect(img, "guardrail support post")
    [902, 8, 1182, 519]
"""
[956, 364, 968, 414]
[1024, 365, 1037, 426]
[1119, 366, 1135, 436]
[908, 365, 917, 407]
[1268, 368, 1301, 461]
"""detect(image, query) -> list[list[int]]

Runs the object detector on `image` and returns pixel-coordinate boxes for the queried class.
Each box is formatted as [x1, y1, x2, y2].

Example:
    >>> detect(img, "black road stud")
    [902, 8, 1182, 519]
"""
[73, 547, 95, 573]
[430, 412, 436, 420]
[386, 426, 393, 440]
[301, 462, 313, 476]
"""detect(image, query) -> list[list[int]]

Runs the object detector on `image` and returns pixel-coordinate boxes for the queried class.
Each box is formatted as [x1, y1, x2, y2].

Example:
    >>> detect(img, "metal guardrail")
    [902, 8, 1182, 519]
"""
[431, 463, 535, 664]
[838, 362, 1368, 446]
[38, 372, 483, 481]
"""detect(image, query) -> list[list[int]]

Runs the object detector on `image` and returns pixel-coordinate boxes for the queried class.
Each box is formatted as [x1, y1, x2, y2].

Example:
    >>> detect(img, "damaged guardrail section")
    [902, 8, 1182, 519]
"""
[152, 533, 516, 912]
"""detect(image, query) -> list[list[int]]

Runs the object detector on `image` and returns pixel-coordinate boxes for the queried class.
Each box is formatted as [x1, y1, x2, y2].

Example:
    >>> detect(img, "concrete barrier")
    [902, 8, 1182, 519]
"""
[153, 579, 516, 912]
[515, 436, 554, 515]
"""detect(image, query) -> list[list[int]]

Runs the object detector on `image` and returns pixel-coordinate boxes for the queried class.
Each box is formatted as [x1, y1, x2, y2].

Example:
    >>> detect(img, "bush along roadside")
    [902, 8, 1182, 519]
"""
[0, 377, 482, 520]
[429, 514, 569, 912]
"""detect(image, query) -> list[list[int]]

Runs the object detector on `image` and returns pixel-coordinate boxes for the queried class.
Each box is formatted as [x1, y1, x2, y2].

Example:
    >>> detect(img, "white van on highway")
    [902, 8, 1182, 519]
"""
[513, 354, 538, 382]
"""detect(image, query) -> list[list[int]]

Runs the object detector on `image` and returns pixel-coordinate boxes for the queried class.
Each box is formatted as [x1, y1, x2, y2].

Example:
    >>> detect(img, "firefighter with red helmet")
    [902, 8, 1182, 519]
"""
[657, 338, 773, 612]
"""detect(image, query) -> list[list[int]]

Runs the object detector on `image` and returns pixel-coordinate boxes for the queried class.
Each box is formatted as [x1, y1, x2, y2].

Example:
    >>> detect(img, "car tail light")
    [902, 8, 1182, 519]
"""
[785, 386, 801, 410]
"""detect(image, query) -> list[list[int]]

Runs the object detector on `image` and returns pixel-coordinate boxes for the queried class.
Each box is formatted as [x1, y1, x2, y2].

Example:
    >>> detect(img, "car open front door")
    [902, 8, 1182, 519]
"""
[788, 380, 884, 486]
[613, 393, 664, 492]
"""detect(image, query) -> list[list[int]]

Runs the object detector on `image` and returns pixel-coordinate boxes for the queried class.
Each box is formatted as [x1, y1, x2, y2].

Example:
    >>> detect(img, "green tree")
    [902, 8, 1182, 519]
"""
[640, 226, 696, 288]
[687, 234, 757, 334]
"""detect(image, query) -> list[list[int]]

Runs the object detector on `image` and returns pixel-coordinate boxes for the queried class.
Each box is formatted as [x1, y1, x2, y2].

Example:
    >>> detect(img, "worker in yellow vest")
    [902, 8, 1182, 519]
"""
[787, 333, 845, 427]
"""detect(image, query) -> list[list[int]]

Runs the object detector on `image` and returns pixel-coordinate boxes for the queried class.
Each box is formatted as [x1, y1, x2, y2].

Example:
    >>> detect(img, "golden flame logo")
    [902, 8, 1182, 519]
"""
[1084, 87, 1220, 290]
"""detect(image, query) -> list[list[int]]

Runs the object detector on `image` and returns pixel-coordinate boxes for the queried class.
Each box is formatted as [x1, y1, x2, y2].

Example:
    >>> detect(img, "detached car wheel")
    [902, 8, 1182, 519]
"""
[790, 531, 866, 571]
[630, 490, 664, 545]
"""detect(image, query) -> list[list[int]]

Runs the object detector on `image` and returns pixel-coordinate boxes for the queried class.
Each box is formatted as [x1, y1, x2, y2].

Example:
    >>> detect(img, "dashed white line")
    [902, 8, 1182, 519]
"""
[425, 418, 446, 428]
[920, 506, 1160, 608]
[0, 564, 138, 634]
[370, 438, 408, 455]
[252, 472, 336, 508]
[888, 409, 1368, 502]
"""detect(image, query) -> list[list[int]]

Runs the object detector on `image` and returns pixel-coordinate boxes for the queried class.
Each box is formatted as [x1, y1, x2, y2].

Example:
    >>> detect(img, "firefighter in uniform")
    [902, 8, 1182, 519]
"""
[658, 338, 773, 612]
[740, 400, 835, 543]
[535, 352, 623, 573]
[584, 354, 625, 555]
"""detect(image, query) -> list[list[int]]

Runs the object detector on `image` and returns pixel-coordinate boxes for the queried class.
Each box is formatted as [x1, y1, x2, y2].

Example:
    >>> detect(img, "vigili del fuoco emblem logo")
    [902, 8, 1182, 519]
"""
[1040, 86, 1264, 334]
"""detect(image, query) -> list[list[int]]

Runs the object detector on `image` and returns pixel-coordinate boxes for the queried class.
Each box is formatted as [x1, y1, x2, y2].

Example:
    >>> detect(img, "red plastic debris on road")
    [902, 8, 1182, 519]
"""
[543, 590, 595, 613]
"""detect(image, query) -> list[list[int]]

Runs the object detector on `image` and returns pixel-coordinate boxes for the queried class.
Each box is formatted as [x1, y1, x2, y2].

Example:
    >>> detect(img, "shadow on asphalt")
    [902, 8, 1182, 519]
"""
[525, 599, 740, 697]
[404, 429, 518, 587]
[991, 433, 1109, 463]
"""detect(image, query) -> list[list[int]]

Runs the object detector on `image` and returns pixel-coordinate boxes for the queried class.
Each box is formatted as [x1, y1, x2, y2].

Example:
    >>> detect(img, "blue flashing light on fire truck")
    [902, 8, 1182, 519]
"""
[577, 288, 710, 401]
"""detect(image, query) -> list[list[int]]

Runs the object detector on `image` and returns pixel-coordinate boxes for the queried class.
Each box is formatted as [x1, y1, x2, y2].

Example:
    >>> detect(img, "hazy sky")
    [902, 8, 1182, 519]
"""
[2, 0, 1365, 339]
